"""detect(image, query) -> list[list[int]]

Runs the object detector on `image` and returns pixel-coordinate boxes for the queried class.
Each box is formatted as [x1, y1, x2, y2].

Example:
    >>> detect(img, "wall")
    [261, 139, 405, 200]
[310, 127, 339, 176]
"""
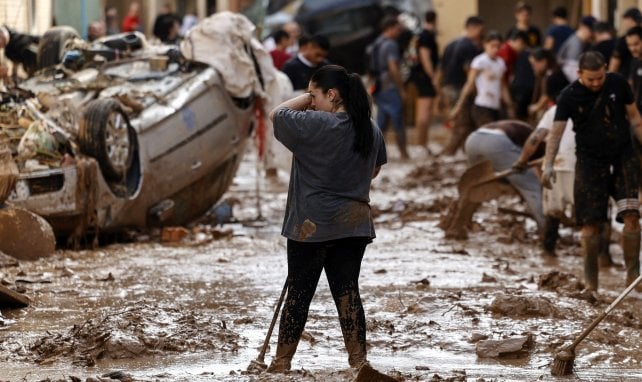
[432, 0, 477, 52]
[53, 0, 100, 38]
[0, 0, 52, 34]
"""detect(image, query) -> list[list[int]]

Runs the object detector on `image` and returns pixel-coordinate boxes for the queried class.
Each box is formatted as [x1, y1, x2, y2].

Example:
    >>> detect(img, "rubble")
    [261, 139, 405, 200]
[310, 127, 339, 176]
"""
[475, 335, 533, 358]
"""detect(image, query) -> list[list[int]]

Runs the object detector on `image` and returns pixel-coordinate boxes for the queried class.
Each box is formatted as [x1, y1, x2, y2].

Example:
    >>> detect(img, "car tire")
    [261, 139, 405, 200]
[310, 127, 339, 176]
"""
[79, 98, 137, 182]
[37, 26, 80, 69]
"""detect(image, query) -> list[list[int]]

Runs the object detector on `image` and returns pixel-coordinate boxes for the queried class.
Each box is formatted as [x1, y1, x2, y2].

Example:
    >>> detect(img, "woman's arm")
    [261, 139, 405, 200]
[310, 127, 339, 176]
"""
[268, 93, 312, 122]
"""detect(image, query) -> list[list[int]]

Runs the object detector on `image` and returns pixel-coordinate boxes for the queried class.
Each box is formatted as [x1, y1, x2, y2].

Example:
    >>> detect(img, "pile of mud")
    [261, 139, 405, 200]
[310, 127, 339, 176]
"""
[30, 302, 241, 366]
[402, 161, 462, 189]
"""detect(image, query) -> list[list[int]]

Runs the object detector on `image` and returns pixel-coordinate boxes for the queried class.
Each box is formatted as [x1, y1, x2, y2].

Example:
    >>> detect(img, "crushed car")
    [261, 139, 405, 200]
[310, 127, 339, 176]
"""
[2, 12, 283, 243]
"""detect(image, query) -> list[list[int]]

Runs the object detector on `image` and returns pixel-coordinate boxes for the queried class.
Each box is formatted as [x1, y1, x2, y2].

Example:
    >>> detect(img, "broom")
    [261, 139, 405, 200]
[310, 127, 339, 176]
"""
[247, 278, 288, 371]
[551, 274, 642, 376]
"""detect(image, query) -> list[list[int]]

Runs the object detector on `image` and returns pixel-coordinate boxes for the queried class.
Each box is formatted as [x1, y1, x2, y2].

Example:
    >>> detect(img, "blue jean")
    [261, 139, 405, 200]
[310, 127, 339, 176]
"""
[374, 88, 406, 150]
[465, 130, 545, 229]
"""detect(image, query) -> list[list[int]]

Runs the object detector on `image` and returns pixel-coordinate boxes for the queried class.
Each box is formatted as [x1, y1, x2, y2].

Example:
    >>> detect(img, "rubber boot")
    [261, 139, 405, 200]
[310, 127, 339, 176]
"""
[598, 223, 617, 268]
[580, 235, 600, 291]
[621, 231, 641, 288]
[266, 341, 298, 373]
[542, 215, 559, 257]
[336, 293, 367, 368]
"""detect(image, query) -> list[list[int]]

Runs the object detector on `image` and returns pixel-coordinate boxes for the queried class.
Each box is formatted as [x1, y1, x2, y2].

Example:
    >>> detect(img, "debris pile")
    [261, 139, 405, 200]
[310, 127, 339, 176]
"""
[30, 302, 242, 366]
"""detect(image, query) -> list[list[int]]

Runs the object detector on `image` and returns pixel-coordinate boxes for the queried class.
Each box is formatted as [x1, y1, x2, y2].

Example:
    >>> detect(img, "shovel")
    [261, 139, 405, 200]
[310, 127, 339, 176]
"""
[457, 158, 543, 201]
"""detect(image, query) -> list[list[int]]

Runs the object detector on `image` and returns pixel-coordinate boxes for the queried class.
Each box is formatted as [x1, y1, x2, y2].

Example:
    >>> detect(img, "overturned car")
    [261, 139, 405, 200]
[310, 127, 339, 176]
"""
[3, 12, 281, 241]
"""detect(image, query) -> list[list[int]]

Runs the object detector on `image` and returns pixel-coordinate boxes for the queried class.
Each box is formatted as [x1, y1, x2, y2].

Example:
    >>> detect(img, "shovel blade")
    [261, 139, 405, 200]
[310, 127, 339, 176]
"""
[457, 160, 495, 197]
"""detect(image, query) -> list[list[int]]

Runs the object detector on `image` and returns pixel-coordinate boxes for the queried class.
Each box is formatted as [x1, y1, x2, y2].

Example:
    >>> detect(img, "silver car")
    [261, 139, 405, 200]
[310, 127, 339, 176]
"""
[6, 33, 255, 239]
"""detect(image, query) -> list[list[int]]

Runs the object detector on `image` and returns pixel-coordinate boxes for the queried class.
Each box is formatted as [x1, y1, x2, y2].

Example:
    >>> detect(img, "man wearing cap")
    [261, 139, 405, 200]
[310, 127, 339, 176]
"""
[610, 7, 642, 80]
[557, 15, 596, 82]
[542, 51, 642, 292]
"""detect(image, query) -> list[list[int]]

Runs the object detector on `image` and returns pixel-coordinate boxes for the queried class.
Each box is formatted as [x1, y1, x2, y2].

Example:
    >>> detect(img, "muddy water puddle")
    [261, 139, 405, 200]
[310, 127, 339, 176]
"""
[3, 145, 642, 381]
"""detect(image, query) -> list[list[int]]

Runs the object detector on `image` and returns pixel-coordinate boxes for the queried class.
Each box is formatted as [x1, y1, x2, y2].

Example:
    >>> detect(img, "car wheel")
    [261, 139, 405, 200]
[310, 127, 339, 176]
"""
[79, 98, 136, 182]
[37, 26, 80, 69]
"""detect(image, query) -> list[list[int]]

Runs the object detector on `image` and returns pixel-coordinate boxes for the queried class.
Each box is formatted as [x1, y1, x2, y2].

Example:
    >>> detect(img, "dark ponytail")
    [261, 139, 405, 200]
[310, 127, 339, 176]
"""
[346, 73, 374, 158]
[310, 65, 374, 158]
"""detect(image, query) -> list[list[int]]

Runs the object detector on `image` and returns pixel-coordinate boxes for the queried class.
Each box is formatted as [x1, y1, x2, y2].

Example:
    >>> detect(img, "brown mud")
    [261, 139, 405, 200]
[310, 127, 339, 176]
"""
[2, 127, 642, 381]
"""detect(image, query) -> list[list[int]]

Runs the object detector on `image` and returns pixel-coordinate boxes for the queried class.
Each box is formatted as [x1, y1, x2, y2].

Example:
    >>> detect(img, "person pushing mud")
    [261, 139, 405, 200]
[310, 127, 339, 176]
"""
[542, 51, 642, 291]
[267, 64, 390, 377]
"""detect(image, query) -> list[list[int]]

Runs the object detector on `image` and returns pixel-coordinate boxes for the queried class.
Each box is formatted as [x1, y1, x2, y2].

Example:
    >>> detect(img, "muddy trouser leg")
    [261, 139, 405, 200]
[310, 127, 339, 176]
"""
[268, 239, 327, 372]
[580, 233, 600, 291]
[542, 215, 560, 253]
[443, 93, 474, 155]
[476, 134, 545, 230]
[598, 222, 614, 266]
[375, 89, 406, 157]
[622, 230, 641, 284]
[613, 150, 641, 285]
[324, 238, 368, 368]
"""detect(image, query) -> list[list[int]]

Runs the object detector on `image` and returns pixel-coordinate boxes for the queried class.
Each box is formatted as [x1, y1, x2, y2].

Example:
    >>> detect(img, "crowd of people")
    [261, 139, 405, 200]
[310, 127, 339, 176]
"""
[260, 6, 642, 370]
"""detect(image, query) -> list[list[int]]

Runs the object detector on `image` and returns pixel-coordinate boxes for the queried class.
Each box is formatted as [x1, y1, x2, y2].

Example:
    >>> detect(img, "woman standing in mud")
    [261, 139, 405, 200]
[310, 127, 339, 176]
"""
[267, 64, 387, 372]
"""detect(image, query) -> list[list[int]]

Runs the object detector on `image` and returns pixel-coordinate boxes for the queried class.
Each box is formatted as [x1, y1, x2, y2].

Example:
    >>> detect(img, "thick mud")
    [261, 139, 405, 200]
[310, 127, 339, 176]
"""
[2, 127, 642, 381]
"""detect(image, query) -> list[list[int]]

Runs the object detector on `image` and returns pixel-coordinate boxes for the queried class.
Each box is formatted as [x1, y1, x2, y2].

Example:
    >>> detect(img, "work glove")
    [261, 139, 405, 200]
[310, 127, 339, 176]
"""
[511, 160, 528, 173]
[541, 165, 556, 189]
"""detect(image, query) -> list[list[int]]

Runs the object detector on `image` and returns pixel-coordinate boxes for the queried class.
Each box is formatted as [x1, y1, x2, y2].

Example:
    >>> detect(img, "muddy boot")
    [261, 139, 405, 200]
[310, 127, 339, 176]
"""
[266, 341, 298, 373]
[335, 293, 367, 368]
[621, 231, 641, 289]
[542, 216, 559, 257]
[580, 235, 600, 291]
[598, 223, 619, 268]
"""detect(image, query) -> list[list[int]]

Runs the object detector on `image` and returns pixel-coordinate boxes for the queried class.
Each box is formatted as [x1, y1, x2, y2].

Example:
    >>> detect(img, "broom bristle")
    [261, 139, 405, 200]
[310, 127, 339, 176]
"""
[550, 349, 575, 376]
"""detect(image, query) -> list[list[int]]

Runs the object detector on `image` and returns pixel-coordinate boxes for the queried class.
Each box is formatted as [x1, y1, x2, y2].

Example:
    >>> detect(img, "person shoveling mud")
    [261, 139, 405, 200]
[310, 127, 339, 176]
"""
[440, 119, 544, 239]
[261, 65, 394, 379]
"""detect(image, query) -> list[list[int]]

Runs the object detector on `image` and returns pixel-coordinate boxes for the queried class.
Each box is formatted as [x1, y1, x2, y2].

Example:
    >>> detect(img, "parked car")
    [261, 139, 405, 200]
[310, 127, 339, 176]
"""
[3, 16, 273, 241]
[293, 0, 428, 74]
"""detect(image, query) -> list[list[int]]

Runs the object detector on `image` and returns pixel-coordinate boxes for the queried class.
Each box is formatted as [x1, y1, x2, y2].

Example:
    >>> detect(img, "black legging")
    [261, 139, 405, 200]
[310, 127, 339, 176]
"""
[277, 237, 369, 366]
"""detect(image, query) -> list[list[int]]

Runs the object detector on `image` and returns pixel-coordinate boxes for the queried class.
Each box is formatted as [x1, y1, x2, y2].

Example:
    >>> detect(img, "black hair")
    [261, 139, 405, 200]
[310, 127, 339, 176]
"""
[465, 16, 484, 27]
[594, 21, 613, 34]
[626, 25, 642, 39]
[309, 34, 330, 51]
[514, 1, 532, 13]
[552, 6, 567, 19]
[484, 30, 503, 43]
[425, 10, 436, 24]
[578, 50, 606, 71]
[510, 30, 529, 43]
[298, 34, 330, 51]
[380, 15, 400, 31]
[273, 29, 290, 44]
[310, 65, 374, 158]
[530, 47, 557, 69]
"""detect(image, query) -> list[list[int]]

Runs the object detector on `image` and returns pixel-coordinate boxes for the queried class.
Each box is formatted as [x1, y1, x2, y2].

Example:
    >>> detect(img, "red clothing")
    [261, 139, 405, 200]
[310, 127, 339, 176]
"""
[497, 42, 517, 81]
[122, 15, 141, 32]
[270, 49, 291, 70]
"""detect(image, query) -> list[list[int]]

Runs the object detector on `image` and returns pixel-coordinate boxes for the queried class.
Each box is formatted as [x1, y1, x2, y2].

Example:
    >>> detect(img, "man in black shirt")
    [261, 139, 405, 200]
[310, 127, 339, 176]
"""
[281, 35, 330, 91]
[439, 16, 484, 155]
[505, 2, 541, 48]
[543, 51, 642, 292]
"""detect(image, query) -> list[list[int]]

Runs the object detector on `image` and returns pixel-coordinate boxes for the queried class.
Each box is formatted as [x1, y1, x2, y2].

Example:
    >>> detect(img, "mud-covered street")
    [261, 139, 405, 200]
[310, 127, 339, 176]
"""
[2, 129, 642, 382]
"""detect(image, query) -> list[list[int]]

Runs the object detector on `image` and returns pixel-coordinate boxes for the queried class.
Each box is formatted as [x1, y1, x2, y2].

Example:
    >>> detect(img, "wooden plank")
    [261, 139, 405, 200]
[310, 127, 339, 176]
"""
[0, 284, 29, 308]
